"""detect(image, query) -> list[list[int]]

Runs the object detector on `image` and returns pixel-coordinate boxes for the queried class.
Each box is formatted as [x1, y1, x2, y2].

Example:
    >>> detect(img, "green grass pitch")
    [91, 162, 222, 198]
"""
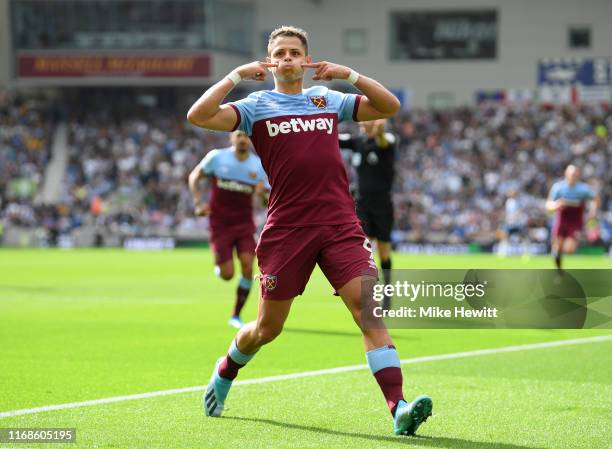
[0, 249, 610, 449]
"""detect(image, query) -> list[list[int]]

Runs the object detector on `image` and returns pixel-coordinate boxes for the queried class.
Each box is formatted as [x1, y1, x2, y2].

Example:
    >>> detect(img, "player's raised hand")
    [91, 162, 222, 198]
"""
[235, 61, 279, 81]
[301, 61, 351, 82]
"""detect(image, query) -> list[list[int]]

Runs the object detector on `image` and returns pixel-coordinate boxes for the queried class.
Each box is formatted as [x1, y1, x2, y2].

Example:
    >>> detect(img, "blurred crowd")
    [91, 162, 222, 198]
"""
[60, 113, 227, 239]
[388, 105, 611, 244]
[1, 90, 610, 246]
[0, 90, 54, 230]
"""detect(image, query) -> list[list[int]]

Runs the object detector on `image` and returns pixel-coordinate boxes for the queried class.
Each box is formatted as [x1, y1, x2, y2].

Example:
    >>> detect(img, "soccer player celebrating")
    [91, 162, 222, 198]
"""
[340, 119, 397, 310]
[188, 130, 269, 328]
[187, 26, 432, 436]
[546, 164, 599, 269]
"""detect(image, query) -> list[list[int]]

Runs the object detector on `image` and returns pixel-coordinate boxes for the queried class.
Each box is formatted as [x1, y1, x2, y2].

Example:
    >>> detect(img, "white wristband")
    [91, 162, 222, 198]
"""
[228, 70, 242, 86]
[347, 69, 359, 85]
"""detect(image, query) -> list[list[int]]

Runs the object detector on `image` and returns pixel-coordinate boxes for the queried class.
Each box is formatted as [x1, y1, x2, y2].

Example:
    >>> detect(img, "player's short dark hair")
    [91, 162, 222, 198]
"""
[267, 25, 309, 55]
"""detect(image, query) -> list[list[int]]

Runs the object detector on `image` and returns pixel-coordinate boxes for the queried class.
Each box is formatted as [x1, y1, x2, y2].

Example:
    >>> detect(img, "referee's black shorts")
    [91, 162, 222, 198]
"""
[356, 192, 394, 242]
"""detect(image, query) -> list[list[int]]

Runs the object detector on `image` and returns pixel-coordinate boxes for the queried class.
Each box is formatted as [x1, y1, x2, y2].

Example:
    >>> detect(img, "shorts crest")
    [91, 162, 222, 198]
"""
[261, 274, 277, 291]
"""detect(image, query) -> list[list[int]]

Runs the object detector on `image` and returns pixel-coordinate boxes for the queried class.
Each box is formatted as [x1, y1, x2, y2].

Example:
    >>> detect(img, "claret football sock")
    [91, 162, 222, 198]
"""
[233, 276, 252, 317]
[217, 338, 257, 381]
[366, 345, 405, 416]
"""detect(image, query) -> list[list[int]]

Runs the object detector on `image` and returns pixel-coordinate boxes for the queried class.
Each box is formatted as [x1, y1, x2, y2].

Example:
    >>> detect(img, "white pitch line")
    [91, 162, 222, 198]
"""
[1, 334, 610, 419]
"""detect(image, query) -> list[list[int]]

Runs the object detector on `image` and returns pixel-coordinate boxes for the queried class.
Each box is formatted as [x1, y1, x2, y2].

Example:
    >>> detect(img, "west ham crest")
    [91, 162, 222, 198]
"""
[309, 96, 327, 109]
[262, 274, 277, 291]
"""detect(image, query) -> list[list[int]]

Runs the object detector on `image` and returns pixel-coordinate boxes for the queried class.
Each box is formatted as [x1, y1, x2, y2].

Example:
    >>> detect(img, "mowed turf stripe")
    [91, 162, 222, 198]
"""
[1, 335, 610, 419]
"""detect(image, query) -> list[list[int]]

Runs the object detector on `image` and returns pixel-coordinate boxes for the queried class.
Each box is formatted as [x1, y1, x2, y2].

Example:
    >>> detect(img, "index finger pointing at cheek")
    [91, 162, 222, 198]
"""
[301, 63, 321, 69]
[260, 62, 279, 67]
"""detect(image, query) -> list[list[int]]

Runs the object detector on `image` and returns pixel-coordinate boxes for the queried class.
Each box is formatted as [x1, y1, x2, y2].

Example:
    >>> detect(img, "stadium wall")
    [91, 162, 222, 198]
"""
[4, 0, 611, 105]
[10, 50, 253, 88]
[256, 0, 612, 107]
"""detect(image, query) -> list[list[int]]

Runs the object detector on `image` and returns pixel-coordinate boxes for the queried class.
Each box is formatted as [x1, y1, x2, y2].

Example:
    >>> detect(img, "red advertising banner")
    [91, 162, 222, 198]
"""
[17, 54, 211, 78]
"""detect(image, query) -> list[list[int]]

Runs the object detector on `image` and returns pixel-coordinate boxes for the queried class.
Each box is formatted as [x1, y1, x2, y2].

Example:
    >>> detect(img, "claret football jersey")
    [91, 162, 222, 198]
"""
[200, 147, 268, 235]
[229, 86, 362, 229]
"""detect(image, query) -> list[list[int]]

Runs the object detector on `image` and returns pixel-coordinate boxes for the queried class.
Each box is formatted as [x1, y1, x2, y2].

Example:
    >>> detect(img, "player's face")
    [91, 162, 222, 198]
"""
[565, 166, 579, 185]
[231, 132, 251, 152]
[267, 36, 311, 83]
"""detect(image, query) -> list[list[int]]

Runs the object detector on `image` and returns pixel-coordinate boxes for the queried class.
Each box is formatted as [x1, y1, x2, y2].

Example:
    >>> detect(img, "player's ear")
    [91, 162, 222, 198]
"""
[305, 55, 312, 64]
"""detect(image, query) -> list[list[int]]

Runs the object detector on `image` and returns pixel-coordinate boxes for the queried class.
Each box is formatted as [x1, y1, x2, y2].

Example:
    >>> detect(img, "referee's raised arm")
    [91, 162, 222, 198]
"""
[374, 120, 391, 149]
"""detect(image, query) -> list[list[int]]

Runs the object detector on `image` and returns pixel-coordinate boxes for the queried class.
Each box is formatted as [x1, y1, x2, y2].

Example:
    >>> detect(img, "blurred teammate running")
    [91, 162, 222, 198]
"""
[546, 164, 598, 269]
[188, 130, 269, 328]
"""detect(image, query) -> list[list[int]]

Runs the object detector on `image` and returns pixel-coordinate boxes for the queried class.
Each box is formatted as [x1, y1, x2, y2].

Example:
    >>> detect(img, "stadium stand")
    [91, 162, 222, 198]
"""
[1, 89, 610, 248]
[0, 90, 54, 229]
[391, 105, 611, 246]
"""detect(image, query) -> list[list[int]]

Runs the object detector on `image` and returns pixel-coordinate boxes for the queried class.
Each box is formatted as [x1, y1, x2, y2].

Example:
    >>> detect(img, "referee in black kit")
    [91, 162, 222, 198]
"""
[340, 119, 396, 309]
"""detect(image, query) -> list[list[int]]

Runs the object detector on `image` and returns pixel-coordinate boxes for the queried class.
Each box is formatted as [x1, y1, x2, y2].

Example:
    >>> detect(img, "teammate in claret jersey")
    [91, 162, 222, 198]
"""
[187, 25, 432, 436]
[546, 164, 599, 270]
[188, 130, 269, 328]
